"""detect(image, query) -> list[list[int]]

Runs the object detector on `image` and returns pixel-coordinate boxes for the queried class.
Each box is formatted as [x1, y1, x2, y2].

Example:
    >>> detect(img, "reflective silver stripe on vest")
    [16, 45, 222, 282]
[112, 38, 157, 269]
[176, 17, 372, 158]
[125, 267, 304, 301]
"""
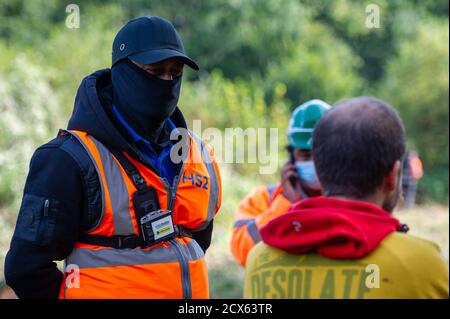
[266, 183, 278, 203]
[67, 130, 135, 236]
[233, 219, 261, 244]
[66, 246, 177, 269]
[182, 239, 205, 261]
[90, 136, 135, 236]
[191, 133, 219, 231]
[66, 130, 106, 232]
[233, 219, 251, 228]
[66, 239, 203, 269]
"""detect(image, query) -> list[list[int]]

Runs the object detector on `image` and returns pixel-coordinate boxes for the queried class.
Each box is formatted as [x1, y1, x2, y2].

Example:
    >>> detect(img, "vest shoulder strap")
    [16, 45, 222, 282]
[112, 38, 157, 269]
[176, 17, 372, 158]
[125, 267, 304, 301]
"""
[108, 147, 147, 191]
[266, 183, 278, 203]
[190, 132, 221, 232]
[60, 131, 194, 249]
[57, 130, 103, 231]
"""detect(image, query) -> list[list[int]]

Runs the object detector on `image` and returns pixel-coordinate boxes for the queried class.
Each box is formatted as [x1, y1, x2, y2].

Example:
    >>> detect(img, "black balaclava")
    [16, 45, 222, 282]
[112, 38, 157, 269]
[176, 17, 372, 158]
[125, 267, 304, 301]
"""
[111, 58, 182, 143]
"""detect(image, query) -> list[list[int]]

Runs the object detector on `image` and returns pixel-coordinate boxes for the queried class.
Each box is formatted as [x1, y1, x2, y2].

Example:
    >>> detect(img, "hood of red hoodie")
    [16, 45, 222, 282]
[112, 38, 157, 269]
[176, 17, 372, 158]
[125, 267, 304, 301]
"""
[260, 197, 408, 259]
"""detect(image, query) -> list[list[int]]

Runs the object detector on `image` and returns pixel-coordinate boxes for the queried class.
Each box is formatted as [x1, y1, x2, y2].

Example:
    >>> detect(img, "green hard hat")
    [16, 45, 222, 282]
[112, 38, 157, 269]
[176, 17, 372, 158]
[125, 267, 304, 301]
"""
[287, 99, 331, 150]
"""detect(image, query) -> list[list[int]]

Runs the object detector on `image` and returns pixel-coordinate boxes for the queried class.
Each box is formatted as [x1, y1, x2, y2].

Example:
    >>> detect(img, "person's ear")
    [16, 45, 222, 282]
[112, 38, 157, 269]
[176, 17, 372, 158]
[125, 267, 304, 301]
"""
[384, 160, 401, 193]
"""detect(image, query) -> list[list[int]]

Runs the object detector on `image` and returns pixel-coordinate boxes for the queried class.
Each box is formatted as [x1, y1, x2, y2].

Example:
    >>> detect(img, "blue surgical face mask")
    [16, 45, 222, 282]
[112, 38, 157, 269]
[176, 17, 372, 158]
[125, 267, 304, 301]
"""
[295, 160, 321, 190]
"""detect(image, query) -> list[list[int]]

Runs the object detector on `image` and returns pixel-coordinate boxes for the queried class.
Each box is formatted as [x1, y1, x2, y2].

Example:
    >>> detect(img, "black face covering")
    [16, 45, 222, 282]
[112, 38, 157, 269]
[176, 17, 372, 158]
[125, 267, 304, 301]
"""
[111, 59, 182, 142]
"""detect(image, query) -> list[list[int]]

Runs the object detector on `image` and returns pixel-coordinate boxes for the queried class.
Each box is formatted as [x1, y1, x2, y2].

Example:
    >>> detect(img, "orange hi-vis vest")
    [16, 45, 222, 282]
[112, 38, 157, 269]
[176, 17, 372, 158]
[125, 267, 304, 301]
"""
[58, 129, 221, 299]
[230, 183, 292, 267]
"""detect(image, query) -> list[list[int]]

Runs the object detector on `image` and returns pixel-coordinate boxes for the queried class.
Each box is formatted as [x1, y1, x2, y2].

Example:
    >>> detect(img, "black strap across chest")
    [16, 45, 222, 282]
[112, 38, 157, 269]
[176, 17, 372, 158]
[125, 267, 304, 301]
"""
[78, 147, 192, 249]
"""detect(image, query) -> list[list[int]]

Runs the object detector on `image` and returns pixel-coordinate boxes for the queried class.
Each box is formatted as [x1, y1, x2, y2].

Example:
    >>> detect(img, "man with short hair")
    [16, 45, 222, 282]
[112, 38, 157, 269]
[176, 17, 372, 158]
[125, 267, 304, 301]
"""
[244, 97, 448, 299]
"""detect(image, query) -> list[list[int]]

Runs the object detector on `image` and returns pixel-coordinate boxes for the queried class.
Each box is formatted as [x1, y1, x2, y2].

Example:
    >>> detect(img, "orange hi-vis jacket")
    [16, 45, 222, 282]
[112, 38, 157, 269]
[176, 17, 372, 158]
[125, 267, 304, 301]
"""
[59, 130, 221, 299]
[230, 183, 292, 267]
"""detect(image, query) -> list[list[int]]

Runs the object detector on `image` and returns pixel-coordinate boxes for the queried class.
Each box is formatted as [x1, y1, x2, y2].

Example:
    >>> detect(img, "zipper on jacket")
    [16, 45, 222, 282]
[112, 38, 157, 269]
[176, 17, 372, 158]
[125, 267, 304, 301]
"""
[161, 161, 191, 298]
[162, 177, 177, 211]
[43, 199, 50, 217]
[161, 159, 186, 212]
[170, 238, 192, 299]
[164, 174, 182, 210]
[141, 133, 190, 298]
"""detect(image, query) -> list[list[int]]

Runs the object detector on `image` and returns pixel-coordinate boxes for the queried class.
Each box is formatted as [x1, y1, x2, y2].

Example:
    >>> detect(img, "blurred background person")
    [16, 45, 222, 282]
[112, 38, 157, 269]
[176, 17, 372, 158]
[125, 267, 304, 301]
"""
[401, 149, 424, 209]
[230, 100, 330, 266]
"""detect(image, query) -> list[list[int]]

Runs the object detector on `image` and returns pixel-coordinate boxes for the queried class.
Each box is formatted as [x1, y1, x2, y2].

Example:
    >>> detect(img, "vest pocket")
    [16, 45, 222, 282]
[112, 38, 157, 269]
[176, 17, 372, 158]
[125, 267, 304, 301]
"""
[15, 194, 59, 246]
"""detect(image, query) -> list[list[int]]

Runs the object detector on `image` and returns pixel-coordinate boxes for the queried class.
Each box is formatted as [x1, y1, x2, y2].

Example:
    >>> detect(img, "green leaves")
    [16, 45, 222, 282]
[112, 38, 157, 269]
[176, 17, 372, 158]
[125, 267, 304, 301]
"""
[377, 21, 449, 202]
[0, 0, 448, 203]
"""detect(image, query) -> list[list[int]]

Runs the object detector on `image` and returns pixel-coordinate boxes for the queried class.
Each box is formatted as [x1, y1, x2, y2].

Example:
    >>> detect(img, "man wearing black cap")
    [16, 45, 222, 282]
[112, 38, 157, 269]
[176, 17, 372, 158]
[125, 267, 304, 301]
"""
[5, 16, 222, 299]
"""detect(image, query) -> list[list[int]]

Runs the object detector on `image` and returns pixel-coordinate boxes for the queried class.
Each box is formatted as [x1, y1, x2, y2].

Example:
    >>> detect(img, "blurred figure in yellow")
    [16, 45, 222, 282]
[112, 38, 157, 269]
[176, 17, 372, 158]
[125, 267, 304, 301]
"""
[244, 97, 449, 299]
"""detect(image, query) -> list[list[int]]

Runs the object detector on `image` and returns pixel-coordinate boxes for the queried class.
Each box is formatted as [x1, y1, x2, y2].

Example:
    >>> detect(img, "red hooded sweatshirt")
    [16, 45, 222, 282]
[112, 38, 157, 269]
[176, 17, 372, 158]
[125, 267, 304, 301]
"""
[260, 197, 408, 259]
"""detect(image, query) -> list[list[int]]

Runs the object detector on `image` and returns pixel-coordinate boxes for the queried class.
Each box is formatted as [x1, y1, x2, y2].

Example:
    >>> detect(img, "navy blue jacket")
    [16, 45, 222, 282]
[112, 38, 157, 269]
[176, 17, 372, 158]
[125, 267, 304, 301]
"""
[4, 69, 213, 299]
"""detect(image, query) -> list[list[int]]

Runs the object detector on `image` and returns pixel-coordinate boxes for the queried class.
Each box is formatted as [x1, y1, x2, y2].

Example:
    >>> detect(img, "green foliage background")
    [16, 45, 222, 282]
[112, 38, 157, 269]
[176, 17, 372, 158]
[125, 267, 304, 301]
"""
[0, 0, 448, 297]
[1, 0, 448, 208]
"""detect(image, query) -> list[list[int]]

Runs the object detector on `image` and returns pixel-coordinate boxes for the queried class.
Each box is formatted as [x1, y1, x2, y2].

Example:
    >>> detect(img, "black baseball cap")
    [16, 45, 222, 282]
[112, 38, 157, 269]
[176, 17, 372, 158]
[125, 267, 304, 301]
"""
[112, 16, 199, 70]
